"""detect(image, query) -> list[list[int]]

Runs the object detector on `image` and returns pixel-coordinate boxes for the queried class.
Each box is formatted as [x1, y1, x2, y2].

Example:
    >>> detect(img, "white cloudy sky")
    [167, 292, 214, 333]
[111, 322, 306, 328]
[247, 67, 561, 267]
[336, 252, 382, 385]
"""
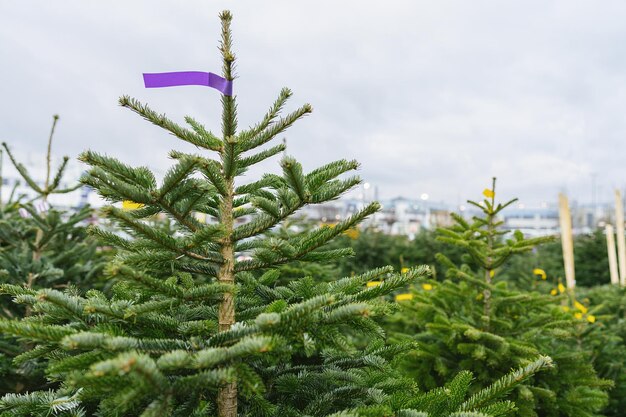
[1, 1, 626, 207]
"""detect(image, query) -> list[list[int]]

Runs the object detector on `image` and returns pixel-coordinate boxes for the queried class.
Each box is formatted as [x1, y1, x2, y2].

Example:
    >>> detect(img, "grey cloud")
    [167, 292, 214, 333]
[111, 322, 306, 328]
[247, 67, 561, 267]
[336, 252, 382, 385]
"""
[1, 0, 626, 208]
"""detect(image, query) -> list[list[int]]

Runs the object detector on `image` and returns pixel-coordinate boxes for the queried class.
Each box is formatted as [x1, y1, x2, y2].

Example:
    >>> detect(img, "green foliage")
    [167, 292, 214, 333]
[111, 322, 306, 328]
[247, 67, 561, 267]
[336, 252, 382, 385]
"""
[0, 265, 433, 416]
[263, 217, 341, 284]
[0, 389, 84, 417]
[332, 227, 610, 291]
[388, 180, 611, 417]
[497, 229, 610, 290]
[325, 356, 553, 417]
[576, 285, 626, 417]
[0, 117, 110, 395]
[331, 228, 468, 279]
[0, 205, 105, 294]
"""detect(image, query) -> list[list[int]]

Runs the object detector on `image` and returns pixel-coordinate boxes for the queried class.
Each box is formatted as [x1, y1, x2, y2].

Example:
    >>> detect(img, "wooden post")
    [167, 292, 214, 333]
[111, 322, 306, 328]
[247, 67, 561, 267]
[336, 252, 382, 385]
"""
[0, 149, 3, 206]
[558, 193, 576, 289]
[615, 190, 626, 286]
[605, 224, 619, 285]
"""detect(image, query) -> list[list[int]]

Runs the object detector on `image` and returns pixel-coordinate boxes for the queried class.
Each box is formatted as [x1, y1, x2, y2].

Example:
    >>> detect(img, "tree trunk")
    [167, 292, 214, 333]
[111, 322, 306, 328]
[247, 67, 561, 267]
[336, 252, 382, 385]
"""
[217, 180, 237, 417]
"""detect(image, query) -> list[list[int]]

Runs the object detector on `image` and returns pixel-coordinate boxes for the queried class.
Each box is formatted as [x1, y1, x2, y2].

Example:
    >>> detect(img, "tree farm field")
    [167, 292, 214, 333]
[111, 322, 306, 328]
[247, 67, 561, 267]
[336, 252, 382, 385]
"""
[0, 3, 625, 417]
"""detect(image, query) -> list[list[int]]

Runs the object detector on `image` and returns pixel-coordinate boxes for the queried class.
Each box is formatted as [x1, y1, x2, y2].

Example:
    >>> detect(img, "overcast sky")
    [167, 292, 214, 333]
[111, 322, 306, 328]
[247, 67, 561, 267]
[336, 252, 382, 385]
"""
[1, 1, 626, 207]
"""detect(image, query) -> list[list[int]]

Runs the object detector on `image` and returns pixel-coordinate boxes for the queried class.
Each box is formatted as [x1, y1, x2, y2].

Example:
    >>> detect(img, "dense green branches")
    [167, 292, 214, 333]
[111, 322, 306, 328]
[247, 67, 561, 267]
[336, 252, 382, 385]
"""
[388, 183, 611, 417]
[0, 116, 111, 395]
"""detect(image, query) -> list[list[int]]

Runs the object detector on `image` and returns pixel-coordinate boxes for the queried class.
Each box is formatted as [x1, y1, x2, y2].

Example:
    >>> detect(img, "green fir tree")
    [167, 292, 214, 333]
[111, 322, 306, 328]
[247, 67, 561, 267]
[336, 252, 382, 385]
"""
[0, 116, 109, 395]
[1, 11, 413, 417]
[576, 284, 626, 417]
[388, 179, 612, 417]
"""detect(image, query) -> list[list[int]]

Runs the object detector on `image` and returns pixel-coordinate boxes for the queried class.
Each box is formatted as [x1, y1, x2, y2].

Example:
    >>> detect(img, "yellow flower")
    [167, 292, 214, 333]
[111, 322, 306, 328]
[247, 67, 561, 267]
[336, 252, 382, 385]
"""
[574, 300, 588, 314]
[395, 293, 413, 301]
[533, 268, 547, 280]
[489, 270, 495, 278]
[574, 312, 583, 320]
[122, 200, 144, 210]
[401, 267, 410, 274]
[483, 189, 495, 198]
[422, 283, 433, 291]
[343, 228, 360, 240]
[558, 283, 566, 294]
[366, 281, 382, 288]
[550, 289, 558, 296]
[586, 315, 596, 323]
[561, 306, 570, 312]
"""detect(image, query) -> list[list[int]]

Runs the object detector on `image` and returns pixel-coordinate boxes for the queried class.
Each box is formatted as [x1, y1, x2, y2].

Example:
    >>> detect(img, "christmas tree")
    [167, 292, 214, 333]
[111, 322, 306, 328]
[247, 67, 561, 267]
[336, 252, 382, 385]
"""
[0, 11, 413, 417]
[388, 179, 612, 416]
[0, 115, 106, 294]
[0, 116, 109, 394]
[577, 284, 626, 417]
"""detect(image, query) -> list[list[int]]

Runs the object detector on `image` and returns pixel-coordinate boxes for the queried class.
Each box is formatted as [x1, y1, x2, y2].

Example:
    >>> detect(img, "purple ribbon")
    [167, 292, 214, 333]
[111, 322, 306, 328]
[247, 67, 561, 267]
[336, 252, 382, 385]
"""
[143, 71, 233, 96]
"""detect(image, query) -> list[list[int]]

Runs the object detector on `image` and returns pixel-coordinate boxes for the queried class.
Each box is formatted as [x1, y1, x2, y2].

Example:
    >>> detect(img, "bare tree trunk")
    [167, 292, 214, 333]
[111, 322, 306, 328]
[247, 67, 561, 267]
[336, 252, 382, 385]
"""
[217, 166, 236, 417]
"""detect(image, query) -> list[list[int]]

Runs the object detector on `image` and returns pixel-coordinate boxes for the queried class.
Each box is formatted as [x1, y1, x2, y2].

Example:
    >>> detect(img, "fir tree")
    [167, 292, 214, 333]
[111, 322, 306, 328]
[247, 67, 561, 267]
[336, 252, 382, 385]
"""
[0, 116, 109, 395]
[577, 284, 626, 417]
[2, 115, 83, 202]
[1, 11, 414, 417]
[388, 179, 612, 417]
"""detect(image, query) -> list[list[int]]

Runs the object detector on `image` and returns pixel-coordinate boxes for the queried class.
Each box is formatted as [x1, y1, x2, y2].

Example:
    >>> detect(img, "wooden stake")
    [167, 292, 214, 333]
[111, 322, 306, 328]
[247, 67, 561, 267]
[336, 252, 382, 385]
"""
[0, 149, 3, 205]
[558, 193, 575, 289]
[615, 190, 626, 286]
[605, 224, 619, 285]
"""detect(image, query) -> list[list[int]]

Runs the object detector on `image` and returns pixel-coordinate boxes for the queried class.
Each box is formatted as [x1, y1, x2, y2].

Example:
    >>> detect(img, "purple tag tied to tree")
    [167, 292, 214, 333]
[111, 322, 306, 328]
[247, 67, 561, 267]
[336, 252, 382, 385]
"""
[143, 71, 233, 96]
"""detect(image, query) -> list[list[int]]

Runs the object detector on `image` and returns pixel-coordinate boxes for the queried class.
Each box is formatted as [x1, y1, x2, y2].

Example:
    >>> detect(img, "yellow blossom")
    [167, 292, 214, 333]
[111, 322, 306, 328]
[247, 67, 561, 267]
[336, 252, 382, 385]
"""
[422, 283, 433, 291]
[489, 270, 495, 278]
[586, 315, 596, 323]
[366, 281, 382, 288]
[558, 283, 566, 293]
[122, 200, 144, 210]
[483, 189, 495, 198]
[401, 267, 410, 274]
[574, 312, 583, 320]
[343, 228, 360, 240]
[533, 268, 547, 280]
[550, 289, 558, 296]
[395, 293, 413, 301]
[561, 306, 570, 312]
[574, 300, 588, 314]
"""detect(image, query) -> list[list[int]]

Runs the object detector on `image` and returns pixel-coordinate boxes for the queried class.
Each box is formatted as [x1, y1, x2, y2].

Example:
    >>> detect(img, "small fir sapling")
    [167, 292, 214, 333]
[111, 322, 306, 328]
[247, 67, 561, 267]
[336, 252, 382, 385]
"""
[0, 116, 109, 394]
[388, 179, 612, 417]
